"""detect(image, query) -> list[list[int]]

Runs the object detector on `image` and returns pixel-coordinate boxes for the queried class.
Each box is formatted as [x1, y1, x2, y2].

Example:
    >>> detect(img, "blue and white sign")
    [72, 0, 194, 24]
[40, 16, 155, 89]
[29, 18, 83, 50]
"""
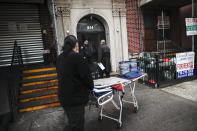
[176, 52, 195, 79]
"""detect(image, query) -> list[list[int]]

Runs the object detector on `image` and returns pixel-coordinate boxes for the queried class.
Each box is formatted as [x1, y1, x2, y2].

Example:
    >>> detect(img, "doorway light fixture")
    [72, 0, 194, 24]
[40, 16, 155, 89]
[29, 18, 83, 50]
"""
[116, 28, 120, 32]
[66, 30, 69, 34]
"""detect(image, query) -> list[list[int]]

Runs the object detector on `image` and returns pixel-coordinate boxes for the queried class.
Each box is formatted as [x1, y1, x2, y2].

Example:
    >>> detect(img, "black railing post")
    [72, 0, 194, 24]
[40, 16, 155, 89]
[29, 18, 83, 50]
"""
[155, 54, 159, 88]
[9, 40, 23, 121]
[194, 49, 197, 78]
[18, 46, 23, 66]
[11, 40, 17, 67]
[11, 40, 23, 69]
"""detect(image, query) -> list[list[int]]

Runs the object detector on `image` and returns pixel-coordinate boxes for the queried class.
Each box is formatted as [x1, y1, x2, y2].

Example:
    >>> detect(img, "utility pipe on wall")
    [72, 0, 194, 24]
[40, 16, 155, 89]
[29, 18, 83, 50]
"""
[51, 0, 61, 55]
[119, 8, 124, 61]
[161, 10, 166, 55]
[136, 0, 142, 53]
[192, 0, 195, 51]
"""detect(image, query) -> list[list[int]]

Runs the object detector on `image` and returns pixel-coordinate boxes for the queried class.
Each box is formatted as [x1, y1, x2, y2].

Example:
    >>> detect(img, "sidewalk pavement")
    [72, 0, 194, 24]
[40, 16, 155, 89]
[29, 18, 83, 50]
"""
[9, 82, 197, 131]
[162, 79, 197, 102]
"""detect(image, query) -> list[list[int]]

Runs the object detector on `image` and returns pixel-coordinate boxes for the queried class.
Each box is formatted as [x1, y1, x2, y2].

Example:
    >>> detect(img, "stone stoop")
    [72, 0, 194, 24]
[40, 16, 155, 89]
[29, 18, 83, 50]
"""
[19, 65, 60, 113]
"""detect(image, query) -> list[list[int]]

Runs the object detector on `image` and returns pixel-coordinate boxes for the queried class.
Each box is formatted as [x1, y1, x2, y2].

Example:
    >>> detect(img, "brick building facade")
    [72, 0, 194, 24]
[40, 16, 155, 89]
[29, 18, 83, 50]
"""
[126, 0, 144, 54]
[126, 0, 194, 54]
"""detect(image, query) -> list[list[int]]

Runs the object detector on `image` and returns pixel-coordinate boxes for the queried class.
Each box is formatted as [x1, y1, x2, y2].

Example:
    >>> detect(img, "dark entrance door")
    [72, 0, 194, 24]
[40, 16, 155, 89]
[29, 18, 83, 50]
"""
[77, 15, 106, 62]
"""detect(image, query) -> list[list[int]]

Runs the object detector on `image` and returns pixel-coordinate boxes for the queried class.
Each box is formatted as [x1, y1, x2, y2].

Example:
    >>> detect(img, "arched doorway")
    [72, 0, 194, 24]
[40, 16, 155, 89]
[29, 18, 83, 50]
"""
[77, 15, 106, 62]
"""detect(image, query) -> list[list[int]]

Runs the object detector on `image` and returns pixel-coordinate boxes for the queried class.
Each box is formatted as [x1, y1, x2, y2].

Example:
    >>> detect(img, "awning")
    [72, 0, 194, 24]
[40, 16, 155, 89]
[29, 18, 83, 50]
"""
[140, 0, 192, 8]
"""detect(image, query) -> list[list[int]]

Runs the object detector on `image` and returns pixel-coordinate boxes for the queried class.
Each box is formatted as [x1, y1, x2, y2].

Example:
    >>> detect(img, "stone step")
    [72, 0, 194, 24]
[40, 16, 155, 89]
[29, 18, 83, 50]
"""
[22, 64, 55, 71]
[19, 87, 58, 100]
[19, 95, 59, 110]
[23, 67, 56, 74]
[21, 74, 57, 84]
[19, 102, 60, 113]
[21, 79, 58, 91]
[21, 69, 57, 78]
[22, 73, 57, 81]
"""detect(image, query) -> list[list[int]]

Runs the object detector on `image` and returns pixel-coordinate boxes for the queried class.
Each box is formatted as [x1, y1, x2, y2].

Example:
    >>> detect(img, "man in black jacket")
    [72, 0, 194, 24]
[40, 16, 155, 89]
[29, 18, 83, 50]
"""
[56, 35, 93, 131]
[79, 39, 92, 60]
[98, 40, 111, 78]
[80, 39, 96, 73]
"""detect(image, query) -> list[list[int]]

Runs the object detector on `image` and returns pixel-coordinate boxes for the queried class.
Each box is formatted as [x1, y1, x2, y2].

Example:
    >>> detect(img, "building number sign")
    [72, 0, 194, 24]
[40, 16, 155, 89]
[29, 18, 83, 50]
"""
[87, 26, 94, 30]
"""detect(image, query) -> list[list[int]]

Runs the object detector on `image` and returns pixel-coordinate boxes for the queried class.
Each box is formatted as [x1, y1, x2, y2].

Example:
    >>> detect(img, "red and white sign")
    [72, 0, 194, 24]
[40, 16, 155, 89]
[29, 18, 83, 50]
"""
[176, 52, 195, 79]
[157, 16, 170, 29]
[185, 18, 197, 26]
[185, 18, 197, 36]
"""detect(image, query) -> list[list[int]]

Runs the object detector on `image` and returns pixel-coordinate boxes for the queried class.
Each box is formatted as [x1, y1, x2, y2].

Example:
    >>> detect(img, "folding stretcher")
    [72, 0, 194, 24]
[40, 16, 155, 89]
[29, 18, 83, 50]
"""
[92, 73, 147, 128]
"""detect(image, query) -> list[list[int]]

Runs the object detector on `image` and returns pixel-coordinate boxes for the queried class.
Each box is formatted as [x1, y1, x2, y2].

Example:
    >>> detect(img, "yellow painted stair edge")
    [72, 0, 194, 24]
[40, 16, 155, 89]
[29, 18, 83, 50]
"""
[20, 94, 58, 103]
[19, 102, 60, 112]
[20, 86, 58, 94]
[22, 79, 58, 87]
[23, 67, 56, 74]
[23, 73, 57, 80]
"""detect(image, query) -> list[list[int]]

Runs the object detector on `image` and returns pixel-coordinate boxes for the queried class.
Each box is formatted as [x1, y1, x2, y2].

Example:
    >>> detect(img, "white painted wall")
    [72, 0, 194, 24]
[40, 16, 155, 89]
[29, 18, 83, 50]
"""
[55, 0, 129, 72]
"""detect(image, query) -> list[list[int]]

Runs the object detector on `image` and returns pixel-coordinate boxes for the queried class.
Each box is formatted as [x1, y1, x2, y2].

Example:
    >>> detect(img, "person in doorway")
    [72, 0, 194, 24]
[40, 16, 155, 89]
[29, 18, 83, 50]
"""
[79, 39, 96, 72]
[98, 40, 111, 78]
[80, 39, 92, 60]
[56, 35, 93, 131]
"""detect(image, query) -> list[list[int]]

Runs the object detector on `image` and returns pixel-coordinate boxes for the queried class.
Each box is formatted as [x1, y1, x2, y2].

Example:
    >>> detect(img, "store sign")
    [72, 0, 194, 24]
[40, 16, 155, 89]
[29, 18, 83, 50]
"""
[176, 52, 195, 79]
[157, 16, 170, 29]
[185, 18, 197, 36]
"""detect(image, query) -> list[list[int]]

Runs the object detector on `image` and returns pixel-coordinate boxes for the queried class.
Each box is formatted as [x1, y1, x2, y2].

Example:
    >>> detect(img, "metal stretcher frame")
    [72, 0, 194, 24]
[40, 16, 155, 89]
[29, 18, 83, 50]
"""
[93, 73, 147, 128]
[122, 73, 147, 112]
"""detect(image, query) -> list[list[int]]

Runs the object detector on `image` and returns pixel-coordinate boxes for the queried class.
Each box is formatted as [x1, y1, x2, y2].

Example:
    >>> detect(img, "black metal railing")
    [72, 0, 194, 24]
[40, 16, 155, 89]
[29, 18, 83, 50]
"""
[138, 51, 196, 88]
[9, 40, 23, 121]
[11, 40, 23, 68]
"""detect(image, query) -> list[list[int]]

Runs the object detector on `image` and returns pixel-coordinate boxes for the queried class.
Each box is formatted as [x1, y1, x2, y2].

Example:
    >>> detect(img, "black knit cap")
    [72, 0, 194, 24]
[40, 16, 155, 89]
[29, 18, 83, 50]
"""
[62, 35, 78, 55]
[64, 35, 78, 48]
[63, 35, 78, 51]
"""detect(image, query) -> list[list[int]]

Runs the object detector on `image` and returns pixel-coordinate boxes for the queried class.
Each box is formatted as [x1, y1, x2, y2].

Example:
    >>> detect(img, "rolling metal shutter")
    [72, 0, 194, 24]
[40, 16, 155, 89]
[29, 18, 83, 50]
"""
[0, 3, 44, 67]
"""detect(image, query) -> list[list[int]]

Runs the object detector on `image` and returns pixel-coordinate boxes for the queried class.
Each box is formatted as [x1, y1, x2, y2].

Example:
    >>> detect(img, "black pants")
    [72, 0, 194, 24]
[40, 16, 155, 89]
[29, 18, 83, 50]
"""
[63, 105, 85, 131]
[99, 70, 110, 78]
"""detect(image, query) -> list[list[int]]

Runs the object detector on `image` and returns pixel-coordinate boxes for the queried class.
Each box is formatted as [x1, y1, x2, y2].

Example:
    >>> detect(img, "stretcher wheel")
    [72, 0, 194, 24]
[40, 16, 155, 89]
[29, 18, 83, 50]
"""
[117, 123, 123, 129]
[154, 83, 158, 88]
[98, 116, 102, 121]
[133, 106, 138, 113]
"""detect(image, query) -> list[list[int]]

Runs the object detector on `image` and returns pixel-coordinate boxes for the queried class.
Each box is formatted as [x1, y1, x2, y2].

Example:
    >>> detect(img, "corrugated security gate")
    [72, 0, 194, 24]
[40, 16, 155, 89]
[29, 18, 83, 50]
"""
[0, 3, 44, 67]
